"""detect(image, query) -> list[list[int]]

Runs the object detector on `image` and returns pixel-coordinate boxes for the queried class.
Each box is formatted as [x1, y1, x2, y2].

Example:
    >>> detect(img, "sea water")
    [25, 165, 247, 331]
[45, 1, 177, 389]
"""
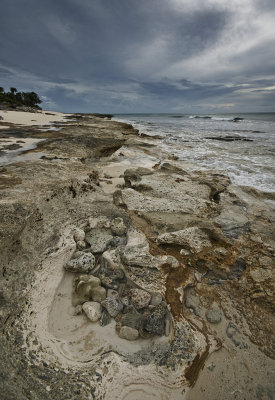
[113, 113, 275, 193]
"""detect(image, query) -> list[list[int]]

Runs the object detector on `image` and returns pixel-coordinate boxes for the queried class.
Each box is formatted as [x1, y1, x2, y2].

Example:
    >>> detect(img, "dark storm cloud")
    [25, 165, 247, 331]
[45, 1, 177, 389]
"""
[0, 0, 274, 112]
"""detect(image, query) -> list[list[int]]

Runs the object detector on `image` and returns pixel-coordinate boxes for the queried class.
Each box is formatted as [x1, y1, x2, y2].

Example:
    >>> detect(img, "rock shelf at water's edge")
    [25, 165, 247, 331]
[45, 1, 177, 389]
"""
[0, 111, 274, 400]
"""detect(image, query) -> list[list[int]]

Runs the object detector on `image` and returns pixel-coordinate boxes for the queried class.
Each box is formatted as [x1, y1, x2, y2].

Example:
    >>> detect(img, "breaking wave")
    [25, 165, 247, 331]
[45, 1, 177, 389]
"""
[189, 115, 244, 122]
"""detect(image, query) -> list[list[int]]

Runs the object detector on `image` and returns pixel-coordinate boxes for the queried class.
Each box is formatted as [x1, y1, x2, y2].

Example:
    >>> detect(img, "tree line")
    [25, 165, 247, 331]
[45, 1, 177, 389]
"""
[0, 87, 42, 109]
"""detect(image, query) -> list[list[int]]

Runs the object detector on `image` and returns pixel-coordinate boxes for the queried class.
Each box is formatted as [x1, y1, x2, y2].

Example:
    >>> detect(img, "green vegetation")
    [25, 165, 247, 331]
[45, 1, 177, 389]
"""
[0, 87, 42, 109]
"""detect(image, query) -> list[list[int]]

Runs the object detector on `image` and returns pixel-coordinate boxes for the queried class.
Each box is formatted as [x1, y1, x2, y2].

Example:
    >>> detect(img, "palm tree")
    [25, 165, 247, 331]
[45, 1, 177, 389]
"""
[10, 87, 18, 96]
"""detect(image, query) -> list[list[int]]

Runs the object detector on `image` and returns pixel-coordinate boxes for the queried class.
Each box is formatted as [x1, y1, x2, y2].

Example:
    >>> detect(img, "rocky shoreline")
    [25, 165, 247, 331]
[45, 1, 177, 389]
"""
[0, 111, 274, 399]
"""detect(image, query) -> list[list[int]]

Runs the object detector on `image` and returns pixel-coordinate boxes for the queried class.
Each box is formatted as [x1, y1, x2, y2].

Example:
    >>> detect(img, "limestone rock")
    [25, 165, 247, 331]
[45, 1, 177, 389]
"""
[100, 310, 112, 326]
[82, 302, 102, 322]
[99, 267, 125, 289]
[111, 217, 127, 236]
[121, 306, 143, 330]
[205, 309, 222, 324]
[85, 229, 113, 253]
[144, 302, 168, 335]
[102, 248, 122, 269]
[157, 227, 211, 253]
[130, 288, 151, 309]
[64, 253, 95, 273]
[91, 286, 106, 302]
[120, 244, 178, 269]
[101, 297, 123, 317]
[215, 206, 249, 238]
[118, 326, 139, 341]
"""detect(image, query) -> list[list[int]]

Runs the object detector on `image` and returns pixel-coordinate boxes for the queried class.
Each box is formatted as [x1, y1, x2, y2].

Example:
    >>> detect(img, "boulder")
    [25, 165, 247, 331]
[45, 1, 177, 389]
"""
[82, 302, 102, 322]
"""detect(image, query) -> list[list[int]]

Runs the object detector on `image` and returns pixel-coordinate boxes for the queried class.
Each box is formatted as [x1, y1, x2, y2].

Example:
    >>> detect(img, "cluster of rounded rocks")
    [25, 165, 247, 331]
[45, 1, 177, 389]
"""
[64, 216, 171, 341]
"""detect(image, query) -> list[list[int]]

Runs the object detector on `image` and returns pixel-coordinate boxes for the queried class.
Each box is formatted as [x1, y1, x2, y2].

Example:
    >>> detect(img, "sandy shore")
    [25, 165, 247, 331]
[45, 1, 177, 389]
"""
[0, 109, 73, 126]
[0, 110, 274, 400]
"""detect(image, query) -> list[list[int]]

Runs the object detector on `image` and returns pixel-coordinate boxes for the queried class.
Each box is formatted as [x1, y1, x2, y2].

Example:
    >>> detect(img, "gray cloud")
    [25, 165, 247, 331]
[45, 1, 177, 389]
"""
[0, 0, 274, 112]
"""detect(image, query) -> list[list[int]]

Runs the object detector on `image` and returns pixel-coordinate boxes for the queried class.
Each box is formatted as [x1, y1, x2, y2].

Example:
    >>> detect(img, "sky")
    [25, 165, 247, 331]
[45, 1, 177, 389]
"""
[0, 0, 275, 113]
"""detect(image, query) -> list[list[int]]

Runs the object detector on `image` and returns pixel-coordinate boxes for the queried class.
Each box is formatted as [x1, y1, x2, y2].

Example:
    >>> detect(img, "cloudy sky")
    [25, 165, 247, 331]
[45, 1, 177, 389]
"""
[1, 0, 275, 113]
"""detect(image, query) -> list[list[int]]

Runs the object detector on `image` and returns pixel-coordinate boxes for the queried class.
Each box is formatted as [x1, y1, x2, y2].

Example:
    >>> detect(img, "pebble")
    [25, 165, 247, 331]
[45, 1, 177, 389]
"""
[100, 310, 112, 326]
[111, 217, 127, 236]
[73, 228, 85, 242]
[120, 306, 143, 330]
[118, 326, 139, 341]
[101, 297, 123, 317]
[207, 362, 216, 371]
[82, 302, 102, 322]
[130, 288, 151, 309]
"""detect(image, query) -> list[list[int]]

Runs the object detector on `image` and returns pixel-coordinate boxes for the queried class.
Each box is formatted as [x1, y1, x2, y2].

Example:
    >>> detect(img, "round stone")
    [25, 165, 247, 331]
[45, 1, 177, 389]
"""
[64, 253, 95, 273]
[118, 326, 139, 341]
[130, 289, 151, 310]
[82, 301, 102, 322]
[101, 297, 123, 317]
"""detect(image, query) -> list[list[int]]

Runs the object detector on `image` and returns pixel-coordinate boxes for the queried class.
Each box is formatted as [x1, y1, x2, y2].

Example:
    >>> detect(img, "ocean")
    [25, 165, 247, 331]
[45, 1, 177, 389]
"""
[113, 113, 275, 193]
